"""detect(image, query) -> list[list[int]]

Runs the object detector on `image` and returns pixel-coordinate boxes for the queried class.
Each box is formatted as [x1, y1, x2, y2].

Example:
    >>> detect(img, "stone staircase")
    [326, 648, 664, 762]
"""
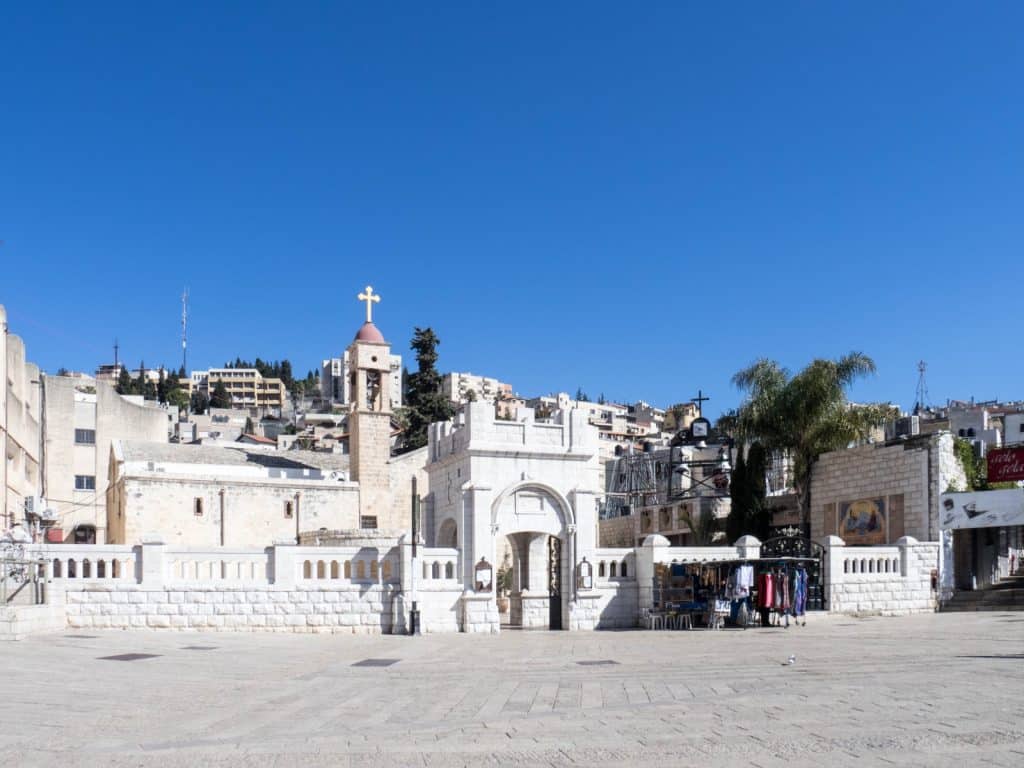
[942, 572, 1024, 612]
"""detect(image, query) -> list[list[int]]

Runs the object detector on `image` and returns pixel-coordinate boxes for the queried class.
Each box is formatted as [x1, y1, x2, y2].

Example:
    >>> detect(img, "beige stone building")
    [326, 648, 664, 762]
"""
[42, 376, 170, 543]
[181, 368, 287, 413]
[441, 372, 511, 405]
[106, 441, 359, 547]
[1, 305, 42, 531]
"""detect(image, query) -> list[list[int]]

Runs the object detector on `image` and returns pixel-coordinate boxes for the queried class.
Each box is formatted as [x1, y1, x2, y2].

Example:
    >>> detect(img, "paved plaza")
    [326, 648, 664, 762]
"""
[2, 613, 1022, 767]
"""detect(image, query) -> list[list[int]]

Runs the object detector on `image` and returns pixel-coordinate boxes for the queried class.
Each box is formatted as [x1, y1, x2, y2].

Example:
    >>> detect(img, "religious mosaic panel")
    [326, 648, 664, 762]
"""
[837, 497, 887, 545]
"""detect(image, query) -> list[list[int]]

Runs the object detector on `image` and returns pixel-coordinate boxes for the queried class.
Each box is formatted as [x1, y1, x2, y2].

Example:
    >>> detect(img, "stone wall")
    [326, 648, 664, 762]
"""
[822, 536, 938, 615]
[598, 515, 635, 547]
[64, 584, 398, 633]
[811, 433, 962, 543]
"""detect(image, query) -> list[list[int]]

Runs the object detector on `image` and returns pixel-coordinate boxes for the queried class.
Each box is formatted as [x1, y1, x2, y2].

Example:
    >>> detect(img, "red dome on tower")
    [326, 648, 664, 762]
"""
[354, 322, 385, 343]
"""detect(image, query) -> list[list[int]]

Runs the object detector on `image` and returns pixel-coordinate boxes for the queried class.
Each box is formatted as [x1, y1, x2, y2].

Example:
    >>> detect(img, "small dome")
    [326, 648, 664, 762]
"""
[354, 322, 385, 343]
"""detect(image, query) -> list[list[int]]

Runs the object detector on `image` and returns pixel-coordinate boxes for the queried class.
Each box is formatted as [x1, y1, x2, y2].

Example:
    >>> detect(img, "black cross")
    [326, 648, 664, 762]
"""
[693, 389, 710, 416]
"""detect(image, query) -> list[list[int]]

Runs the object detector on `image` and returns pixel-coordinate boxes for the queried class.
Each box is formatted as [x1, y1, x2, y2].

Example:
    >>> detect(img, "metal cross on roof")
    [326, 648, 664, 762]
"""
[693, 389, 710, 416]
[358, 285, 381, 323]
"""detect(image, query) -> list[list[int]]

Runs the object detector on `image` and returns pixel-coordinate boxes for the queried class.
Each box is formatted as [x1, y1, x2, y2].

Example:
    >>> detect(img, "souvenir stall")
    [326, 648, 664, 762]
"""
[649, 557, 814, 630]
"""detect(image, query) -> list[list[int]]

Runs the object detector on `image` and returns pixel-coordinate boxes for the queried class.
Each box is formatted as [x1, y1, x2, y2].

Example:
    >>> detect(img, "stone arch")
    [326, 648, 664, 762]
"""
[489, 480, 575, 537]
[437, 517, 458, 548]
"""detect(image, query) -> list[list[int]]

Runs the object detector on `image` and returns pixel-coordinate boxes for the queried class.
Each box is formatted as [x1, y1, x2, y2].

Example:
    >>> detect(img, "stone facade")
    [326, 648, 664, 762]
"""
[106, 441, 359, 546]
[44, 377, 170, 543]
[1, 305, 42, 531]
[811, 432, 964, 544]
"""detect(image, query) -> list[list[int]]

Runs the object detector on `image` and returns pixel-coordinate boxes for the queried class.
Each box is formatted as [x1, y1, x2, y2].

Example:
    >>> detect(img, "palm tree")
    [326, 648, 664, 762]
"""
[731, 352, 894, 528]
[677, 503, 722, 546]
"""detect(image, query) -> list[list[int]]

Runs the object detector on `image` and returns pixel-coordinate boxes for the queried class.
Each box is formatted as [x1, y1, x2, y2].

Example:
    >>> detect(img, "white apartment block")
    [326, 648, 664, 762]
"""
[1, 305, 42, 532]
[43, 376, 171, 544]
[321, 351, 402, 409]
[440, 372, 511, 405]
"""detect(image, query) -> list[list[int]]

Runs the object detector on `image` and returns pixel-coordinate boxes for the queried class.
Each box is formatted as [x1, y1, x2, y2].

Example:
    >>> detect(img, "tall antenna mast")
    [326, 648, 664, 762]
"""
[914, 360, 929, 415]
[181, 288, 189, 374]
[114, 338, 119, 368]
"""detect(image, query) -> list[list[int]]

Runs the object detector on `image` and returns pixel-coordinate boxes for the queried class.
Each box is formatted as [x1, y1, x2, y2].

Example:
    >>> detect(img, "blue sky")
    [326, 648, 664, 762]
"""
[2, 3, 1021, 418]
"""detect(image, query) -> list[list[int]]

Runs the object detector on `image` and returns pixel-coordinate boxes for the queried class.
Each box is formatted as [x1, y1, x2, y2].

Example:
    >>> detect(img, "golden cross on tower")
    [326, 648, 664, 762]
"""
[357, 285, 381, 323]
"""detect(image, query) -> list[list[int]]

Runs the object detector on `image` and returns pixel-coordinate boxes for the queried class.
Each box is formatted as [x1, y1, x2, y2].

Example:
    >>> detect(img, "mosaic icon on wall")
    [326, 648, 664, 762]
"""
[838, 497, 886, 545]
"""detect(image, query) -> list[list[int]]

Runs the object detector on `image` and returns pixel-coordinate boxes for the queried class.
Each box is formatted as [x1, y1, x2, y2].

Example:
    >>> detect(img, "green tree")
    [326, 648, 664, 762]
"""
[116, 366, 134, 395]
[726, 442, 771, 542]
[167, 388, 190, 411]
[209, 379, 232, 409]
[402, 327, 454, 451]
[190, 389, 209, 415]
[731, 353, 893, 526]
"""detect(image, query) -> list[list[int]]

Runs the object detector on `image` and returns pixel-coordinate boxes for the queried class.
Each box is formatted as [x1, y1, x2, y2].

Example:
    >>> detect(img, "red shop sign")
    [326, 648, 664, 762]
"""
[987, 446, 1024, 483]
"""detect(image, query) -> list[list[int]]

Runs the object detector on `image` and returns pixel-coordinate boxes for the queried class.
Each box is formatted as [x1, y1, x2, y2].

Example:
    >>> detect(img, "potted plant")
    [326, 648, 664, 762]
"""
[496, 552, 513, 613]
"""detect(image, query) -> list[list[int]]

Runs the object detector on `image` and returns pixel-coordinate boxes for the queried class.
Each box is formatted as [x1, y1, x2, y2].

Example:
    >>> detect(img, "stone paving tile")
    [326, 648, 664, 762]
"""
[1, 612, 1022, 766]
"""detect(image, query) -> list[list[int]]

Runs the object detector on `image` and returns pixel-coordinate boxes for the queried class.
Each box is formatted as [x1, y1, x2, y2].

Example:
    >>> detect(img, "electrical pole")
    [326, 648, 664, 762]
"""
[181, 289, 189, 375]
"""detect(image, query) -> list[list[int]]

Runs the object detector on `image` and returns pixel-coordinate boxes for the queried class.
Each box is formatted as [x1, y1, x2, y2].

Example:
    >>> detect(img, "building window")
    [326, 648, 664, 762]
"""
[284, 501, 294, 519]
[74, 429, 96, 445]
[360, 516, 378, 530]
[74, 475, 96, 491]
[194, 498, 203, 516]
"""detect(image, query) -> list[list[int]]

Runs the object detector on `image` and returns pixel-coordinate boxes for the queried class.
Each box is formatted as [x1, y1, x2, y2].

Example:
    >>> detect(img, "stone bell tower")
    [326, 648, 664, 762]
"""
[347, 286, 393, 529]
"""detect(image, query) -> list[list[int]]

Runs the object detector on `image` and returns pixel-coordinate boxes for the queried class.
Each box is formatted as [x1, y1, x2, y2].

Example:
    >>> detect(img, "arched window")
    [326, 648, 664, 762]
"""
[97, 560, 106, 578]
[53, 559, 62, 578]
[112, 560, 121, 579]
[598, 561, 606, 578]
[382, 560, 392, 580]
[370, 560, 379, 580]
[356, 561, 366, 579]
[330, 561, 339, 579]
[82, 559, 92, 578]
[431, 562, 441, 579]
[620, 561, 628, 578]
[344, 561, 351, 579]
[610, 562, 618, 578]
[316, 561, 326, 579]
[303, 560, 312, 579]
[444, 561, 454, 579]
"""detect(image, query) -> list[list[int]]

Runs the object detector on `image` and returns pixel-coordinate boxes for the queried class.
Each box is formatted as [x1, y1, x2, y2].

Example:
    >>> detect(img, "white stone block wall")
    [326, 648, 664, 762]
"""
[823, 537, 938, 616]
[63, 584, 398, 633]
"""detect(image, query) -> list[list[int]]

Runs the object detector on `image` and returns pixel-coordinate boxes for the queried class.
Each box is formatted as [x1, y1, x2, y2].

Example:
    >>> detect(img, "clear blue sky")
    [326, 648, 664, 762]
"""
[3, 3, 1021, 418]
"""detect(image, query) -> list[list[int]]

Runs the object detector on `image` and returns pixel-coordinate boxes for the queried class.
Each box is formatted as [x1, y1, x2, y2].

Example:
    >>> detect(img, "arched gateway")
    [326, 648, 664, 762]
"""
[423, 401, 600, 632]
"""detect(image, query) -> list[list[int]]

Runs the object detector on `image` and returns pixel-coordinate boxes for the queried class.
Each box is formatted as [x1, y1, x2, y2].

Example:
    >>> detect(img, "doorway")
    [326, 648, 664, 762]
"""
[501, 531, 564, 630]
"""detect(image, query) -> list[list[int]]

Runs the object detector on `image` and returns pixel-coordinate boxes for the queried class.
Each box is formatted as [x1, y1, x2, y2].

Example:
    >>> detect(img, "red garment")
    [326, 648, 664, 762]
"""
[773, 572, 791, 611]
[757, 573, 773, 609]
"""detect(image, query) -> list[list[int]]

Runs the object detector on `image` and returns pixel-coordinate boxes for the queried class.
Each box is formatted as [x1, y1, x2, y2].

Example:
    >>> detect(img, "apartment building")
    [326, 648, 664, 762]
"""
[43, 376, 170, 543]
[441, 372, 511, 405]
[181, 369, 288, 414]
[1, 305, 43, 531]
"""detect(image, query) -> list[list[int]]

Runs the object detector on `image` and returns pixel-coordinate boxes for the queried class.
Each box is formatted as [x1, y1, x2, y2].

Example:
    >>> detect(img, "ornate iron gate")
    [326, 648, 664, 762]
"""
[548, 536, 563, 630]
[760, 535, 827, 611]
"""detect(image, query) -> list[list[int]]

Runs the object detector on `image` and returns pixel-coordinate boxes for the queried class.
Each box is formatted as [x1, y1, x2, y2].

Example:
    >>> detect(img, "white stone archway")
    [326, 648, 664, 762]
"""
[489, 482, 576, 630]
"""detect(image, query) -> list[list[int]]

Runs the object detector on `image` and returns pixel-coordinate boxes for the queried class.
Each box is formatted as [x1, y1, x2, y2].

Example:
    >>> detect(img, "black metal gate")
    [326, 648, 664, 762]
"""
[760, 535, 827, 611]
[548, 536, 563, 630]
